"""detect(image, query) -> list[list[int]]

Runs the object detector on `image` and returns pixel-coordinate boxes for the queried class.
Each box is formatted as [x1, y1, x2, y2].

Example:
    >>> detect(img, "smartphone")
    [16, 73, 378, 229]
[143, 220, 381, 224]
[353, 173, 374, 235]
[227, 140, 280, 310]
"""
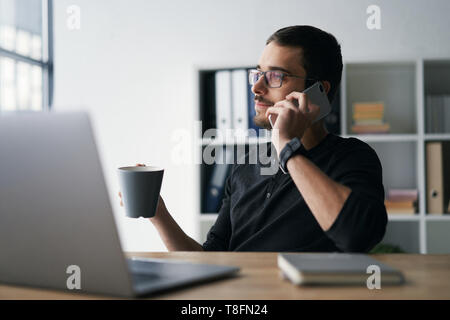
[268, 81, 332, 127]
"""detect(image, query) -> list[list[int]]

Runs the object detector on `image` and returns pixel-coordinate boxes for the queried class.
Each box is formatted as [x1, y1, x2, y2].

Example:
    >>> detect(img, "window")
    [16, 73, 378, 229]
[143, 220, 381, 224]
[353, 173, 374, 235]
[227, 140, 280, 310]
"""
[0, 0, 52, 112]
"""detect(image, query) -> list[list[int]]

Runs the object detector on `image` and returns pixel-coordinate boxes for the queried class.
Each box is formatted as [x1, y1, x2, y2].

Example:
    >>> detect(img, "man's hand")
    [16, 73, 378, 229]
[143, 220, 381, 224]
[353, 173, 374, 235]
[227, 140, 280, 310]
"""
[118, 163, 169, 222]
[118, 165, 203, 251]
[265, 92, 320, 156]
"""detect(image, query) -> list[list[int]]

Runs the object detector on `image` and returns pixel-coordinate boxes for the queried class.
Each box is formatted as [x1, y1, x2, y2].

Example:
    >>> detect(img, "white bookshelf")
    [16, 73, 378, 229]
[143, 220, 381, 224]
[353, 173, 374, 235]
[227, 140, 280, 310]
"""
[341, 134, 418, 142]
[426, 215, 450, 221]
[388, 215, 420, 222]
[424, 134, 450, 141]
[197, 59, 450, 254]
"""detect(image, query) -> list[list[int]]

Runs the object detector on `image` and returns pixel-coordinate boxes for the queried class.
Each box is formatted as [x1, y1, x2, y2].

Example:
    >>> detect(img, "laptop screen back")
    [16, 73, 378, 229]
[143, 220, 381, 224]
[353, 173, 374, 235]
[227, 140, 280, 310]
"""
[0, 112, 133, 296]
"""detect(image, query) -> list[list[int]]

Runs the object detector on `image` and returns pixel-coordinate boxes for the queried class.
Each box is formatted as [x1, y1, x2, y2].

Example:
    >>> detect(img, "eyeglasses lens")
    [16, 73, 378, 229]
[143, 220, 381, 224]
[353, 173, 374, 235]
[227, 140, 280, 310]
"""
[266, 71, 282, 88]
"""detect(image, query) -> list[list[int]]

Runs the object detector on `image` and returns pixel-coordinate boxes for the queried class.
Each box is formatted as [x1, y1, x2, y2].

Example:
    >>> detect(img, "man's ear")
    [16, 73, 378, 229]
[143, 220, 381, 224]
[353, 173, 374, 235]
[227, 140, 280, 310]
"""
[321, 81, 331, 95]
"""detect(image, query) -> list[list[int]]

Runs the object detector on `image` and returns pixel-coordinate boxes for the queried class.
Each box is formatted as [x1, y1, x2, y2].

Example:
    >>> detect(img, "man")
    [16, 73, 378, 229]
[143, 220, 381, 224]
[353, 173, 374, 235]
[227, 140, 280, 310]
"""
[121, 25, 388, 252]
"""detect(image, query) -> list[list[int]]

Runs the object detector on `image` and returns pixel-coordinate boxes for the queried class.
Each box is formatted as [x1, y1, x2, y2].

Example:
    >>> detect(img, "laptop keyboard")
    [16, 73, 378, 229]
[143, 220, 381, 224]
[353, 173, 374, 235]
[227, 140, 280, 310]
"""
[126, 257, 239, 294]
[127, 258, 173, 287]
[128, 259, 167, 275]
[131, 272, 161, 284]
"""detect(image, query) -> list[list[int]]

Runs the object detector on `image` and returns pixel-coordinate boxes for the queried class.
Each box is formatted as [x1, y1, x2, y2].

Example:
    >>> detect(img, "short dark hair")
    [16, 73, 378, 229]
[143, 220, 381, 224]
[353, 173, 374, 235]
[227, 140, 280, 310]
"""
[266, 25, 343, 102]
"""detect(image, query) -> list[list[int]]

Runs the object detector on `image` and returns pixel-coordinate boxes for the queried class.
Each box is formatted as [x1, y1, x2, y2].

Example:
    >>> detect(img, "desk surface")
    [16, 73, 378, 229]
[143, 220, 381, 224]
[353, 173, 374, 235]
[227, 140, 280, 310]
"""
[1, 252, 450, 300]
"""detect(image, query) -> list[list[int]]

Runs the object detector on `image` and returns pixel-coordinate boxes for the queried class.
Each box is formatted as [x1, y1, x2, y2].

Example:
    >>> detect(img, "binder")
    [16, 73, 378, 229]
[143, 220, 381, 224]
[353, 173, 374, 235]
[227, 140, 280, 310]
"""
[247, 74, 260, 137]
[426, 95, 432, 133]
[437, 96, 445, 133]
[204, 148, 233, 213]
[231, 69, 249, 137]
[446, 96, 450, 133]
[427, 95, 450, 133]
[426, 141, 450, 214]
[215, 70, 233, 136]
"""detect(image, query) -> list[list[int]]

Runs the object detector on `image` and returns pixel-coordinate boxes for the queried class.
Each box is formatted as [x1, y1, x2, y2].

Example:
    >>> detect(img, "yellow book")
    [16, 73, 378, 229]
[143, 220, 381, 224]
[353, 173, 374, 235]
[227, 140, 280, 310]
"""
[353, 102, 384, 112]
[351, 123, 390, 133]
[353, 113, 384, 120]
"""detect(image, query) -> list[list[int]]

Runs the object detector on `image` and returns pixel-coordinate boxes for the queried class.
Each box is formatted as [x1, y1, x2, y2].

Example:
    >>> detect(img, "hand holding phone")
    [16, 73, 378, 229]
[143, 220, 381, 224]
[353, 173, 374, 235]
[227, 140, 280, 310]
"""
[268, 82, 331, 128]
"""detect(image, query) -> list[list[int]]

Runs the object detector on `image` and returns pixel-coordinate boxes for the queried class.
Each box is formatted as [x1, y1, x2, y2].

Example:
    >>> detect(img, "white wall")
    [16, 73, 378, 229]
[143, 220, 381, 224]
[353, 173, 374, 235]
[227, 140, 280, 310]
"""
[52, 0, 450, 252]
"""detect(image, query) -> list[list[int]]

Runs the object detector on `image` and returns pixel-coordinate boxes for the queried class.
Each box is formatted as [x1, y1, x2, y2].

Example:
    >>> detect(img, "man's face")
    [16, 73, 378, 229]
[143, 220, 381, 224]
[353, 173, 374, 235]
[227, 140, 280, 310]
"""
[252, 42, 307, 129]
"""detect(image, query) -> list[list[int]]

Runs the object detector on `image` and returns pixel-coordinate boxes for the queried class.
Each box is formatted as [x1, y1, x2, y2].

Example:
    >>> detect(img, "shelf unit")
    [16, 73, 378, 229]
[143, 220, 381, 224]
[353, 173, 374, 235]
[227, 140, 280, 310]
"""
[196, 59, 450, 254]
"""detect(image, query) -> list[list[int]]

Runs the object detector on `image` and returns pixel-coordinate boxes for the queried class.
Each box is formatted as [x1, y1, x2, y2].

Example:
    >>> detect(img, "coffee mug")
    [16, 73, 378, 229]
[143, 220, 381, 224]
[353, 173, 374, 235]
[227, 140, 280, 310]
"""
[118, 166, 164, 218]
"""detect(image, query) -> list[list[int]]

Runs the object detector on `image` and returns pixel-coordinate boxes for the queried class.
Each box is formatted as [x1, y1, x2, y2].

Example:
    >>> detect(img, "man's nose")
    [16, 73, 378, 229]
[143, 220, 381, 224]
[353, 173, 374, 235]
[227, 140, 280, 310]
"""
[252, 75, 268, 96]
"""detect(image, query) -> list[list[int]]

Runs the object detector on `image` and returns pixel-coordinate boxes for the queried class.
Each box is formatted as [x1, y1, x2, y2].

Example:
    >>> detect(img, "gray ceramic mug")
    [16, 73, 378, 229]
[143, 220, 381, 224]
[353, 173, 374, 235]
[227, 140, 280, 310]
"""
[118, 166, 164, 218]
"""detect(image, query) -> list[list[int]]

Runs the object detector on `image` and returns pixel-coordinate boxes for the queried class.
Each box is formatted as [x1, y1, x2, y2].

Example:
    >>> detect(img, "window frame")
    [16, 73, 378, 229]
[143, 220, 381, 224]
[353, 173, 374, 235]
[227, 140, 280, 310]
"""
[0, 0, 53, 111]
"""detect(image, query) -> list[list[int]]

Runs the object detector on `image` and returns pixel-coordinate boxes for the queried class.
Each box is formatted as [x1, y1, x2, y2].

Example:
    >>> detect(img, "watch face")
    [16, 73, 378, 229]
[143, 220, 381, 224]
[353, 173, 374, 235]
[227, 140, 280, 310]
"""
[291, 137, 301, 150]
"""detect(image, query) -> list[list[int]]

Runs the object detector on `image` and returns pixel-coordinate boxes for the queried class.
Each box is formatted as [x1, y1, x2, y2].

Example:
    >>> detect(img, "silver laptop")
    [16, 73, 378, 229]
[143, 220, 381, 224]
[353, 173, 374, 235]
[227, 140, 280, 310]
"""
[0, 112, 239, 297]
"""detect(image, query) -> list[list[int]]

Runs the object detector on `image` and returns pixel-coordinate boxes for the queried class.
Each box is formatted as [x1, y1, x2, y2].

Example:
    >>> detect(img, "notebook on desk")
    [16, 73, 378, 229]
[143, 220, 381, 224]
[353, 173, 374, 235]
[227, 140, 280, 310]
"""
[0, 112, 239, 297]
[278, 253, 405, 286]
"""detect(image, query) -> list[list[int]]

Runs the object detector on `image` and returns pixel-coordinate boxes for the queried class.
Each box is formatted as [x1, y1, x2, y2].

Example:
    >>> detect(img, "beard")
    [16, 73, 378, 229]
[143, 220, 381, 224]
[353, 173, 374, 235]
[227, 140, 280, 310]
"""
[253, 112, 272, 129]
[253, 95, 274, 130]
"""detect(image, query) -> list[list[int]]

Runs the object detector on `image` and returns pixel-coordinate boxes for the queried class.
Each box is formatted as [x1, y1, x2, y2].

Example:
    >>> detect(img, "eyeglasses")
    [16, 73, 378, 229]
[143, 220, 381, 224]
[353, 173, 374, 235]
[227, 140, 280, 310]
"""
[248, 69, 316, 88]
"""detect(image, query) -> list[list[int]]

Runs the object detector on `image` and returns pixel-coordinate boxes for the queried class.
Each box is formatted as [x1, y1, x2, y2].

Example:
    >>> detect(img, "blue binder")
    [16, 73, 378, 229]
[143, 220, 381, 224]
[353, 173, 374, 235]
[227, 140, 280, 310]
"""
[204, 148, 233, 213]
[247, 79, 260, 136]
[205, 163, 231, 213]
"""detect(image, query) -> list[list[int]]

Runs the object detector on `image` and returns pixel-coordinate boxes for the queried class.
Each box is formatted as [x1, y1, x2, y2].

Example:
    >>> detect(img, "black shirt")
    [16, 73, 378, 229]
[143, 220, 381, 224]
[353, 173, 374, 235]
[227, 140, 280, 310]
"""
[202, 133, 388, 253]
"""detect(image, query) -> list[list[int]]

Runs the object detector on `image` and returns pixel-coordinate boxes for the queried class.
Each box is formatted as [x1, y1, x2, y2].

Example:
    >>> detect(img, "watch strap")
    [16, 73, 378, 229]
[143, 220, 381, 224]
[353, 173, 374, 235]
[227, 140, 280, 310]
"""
[279, 137, 303, 174]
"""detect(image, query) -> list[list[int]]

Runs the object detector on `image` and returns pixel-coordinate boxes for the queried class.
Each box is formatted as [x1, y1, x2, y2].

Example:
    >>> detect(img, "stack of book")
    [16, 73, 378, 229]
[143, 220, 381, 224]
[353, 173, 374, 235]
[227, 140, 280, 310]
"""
[351, 102, 390, 134]
[385, 189, 418, 215]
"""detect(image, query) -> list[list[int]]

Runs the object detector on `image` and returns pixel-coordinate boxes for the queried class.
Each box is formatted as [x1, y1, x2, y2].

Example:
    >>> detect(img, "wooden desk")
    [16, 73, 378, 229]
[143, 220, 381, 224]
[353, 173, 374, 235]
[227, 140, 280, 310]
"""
[1, 252, 449, 300]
